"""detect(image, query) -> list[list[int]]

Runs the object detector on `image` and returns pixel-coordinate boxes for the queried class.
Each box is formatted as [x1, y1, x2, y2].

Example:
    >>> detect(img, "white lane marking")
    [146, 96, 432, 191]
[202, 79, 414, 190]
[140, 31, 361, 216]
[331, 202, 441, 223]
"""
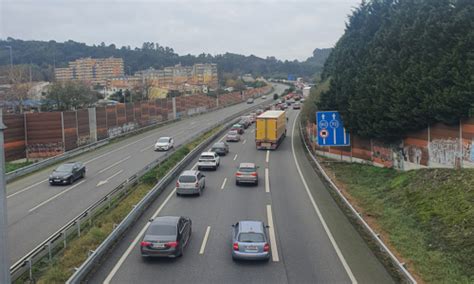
[97, 170, 124, 187]
[265, 168, 270, 193]
[83, 133, 157, 165]
[28, 180, 86, 212]
[266, 150, 270, 163]
[140, 145, 153, 152]
[266, 205, 279, 262]
[242, 139, 247, 144]
[291, 113, 357, 284]
[251, 129, 255, 133]
[98, 156, 131, 174]
[104, 187, 177, 284]
[220, 178, 227, 190]
[233, 154, 238, 161]
[199, 226, 212, 255]
[7, 179, 48, 199]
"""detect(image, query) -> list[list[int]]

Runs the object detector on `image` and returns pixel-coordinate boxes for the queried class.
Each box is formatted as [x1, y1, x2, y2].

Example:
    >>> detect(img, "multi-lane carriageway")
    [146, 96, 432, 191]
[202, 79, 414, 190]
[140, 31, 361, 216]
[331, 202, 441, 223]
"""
[5, 85, 283, 265]
[87, 108, 395, 284]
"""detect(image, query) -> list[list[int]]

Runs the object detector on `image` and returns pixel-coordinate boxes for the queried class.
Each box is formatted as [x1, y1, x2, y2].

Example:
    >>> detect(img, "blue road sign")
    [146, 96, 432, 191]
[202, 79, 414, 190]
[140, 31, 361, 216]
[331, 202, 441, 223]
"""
[316, 111, 350, 146]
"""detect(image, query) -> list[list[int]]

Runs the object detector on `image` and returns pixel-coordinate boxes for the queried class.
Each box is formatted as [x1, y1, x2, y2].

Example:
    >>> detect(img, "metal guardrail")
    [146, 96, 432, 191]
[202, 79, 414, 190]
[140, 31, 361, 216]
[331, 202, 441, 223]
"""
[298, 121, 417, 284]
[10, 87, 274, 282]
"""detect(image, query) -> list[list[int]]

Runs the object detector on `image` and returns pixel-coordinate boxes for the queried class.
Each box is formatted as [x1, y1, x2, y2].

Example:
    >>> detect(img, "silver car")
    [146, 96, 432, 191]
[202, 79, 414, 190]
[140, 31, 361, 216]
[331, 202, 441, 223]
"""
[176, 170, 206, 196]
[226, 130, 241, 142]
[235, 163, 259, 186]
[232, 220, 271, 261]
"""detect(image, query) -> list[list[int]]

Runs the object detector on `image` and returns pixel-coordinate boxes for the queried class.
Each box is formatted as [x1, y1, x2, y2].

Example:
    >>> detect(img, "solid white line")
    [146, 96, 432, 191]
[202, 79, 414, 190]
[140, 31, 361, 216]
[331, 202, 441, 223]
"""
[220, 177, 227, 190]
[242, 139, 247, 144]
[266, 150, 270, 163]
[266, 204, 279, 262]
[251, 129, 255, 133]
[199, 226, 211, 255]
[265, 168, 270, 193]
[104, 187, 177, 284]
[28, 180, 86, 212]
[98, 156, 131, 174]
[7, 179, 48, 199]
[233, 154, 238, 161]
[291, 113, 357, 284]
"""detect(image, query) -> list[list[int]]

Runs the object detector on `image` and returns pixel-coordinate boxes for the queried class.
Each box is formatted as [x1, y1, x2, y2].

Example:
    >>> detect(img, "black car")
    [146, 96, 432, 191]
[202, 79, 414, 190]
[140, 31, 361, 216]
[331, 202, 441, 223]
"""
[141, 216, 192, 258]
[211, 142, 230, 156]
[49, 162, 86, 185]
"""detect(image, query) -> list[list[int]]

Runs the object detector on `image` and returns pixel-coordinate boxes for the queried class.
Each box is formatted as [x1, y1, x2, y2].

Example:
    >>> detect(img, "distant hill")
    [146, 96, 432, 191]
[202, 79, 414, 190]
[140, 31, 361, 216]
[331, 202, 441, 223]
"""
[0, 38, 332, 82]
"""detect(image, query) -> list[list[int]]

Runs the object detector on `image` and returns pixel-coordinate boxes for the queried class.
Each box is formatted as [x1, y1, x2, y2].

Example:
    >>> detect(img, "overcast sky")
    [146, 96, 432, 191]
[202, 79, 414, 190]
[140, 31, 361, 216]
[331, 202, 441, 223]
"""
[1, 0, 360, 61]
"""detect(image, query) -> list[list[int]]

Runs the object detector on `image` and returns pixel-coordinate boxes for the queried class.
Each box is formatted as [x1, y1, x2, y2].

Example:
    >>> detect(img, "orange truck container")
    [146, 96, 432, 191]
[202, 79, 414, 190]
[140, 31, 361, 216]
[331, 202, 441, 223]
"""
[255, 110, 287, 150]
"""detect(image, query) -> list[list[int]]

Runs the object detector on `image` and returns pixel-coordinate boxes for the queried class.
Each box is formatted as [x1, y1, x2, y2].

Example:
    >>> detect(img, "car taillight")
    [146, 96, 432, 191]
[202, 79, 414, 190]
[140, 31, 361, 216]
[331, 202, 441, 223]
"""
[166, 241, 179, 248]
[176, 181, 180, 187]
[233, 243, 239, 251]
[195, 182, 199, 188]
[235, 172, 242, 177]
[264, 243, 270, 252]
[251, 172, 257, 177]
[140, 241, 151, 247]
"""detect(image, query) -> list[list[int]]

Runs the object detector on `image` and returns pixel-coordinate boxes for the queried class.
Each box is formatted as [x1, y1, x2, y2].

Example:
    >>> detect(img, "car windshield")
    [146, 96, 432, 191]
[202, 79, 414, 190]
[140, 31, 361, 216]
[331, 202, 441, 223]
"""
[239, 167, 256, 172]
[158, 138, 169, 143]
[179, 175, 196, 183]
[55, 164, 74, 172]
[148, 224, 176, 236]
[238, 232, 264, 242]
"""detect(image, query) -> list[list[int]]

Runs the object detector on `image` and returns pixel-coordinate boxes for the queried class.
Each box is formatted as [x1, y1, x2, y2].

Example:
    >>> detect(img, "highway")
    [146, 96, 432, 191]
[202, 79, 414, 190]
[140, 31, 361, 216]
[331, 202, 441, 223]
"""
[88, 108, 394, 283]
[5, 85, 281, 265]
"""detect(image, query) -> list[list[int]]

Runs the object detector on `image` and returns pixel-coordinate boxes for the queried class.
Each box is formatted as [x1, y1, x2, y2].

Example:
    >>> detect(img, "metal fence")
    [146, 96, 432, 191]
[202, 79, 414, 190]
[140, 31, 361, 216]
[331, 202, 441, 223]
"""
[299, 119, 417, 284]
[10, 88, 274, 282]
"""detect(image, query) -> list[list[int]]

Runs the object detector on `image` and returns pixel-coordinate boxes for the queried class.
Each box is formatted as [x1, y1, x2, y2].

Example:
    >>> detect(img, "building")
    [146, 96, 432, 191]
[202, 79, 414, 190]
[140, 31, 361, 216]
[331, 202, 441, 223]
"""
[106, 63, 218, 95]
[55, 57, 124, 86]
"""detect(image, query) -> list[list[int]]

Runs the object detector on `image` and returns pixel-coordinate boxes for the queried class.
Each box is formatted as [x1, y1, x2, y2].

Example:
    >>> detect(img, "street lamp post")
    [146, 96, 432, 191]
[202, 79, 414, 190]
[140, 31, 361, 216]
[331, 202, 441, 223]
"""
[0, 108, 11, 284]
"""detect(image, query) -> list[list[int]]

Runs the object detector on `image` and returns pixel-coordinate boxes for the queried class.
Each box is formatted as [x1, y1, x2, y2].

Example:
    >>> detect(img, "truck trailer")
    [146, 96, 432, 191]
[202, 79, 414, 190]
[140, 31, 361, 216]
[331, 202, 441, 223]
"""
[255, 110, 287, 150]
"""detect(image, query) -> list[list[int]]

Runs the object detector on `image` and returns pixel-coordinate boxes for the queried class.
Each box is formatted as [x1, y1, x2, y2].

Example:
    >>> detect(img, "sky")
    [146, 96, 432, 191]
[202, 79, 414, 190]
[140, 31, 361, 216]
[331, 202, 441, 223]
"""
[1, 0, 361, 61]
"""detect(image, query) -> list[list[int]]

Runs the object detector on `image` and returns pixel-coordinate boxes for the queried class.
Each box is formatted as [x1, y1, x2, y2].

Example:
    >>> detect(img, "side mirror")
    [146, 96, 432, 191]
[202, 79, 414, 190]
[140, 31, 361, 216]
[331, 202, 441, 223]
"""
[202, 175, 206, 178]
[149, 218, 154, 222]
[265, 225, 270, 228]
[231, 224, 235, 228]
[257, 166, 260, 169]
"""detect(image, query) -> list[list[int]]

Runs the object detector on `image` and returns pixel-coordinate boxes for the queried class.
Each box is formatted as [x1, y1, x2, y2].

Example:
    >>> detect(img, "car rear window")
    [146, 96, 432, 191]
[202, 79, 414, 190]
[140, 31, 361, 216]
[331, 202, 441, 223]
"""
[228, 131, 238, 135]
[158, 138, 169, 143]
[239, 167, 256, 172]
[238, 232, 264, 242]
[179, 175, 196, 183]
[148, 224, 176, 236]
[200, 155, 215, 160]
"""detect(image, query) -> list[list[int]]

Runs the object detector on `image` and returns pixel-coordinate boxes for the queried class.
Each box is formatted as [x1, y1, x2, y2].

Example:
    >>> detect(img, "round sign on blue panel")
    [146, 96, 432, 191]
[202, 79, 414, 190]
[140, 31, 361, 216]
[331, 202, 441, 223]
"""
[320, 129, 329, 138]
[319, 120, 329, 129]
[330, 120, 339, 128]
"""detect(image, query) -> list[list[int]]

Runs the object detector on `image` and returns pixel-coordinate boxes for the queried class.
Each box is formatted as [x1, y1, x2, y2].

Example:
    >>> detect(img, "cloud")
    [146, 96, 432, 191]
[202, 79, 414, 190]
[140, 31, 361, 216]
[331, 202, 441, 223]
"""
[1, 0, 360, 60]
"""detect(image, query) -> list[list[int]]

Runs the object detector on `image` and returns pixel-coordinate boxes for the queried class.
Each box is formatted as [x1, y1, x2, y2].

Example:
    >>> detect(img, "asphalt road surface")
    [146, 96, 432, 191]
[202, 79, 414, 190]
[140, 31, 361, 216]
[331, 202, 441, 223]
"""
[6, 84, 282, 265]
[88, 107, 394, 284]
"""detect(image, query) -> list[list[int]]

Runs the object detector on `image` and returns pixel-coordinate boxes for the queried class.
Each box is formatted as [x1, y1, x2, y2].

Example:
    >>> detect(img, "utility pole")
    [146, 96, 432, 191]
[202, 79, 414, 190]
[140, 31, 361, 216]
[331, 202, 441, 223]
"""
[0, 108, 11, 284]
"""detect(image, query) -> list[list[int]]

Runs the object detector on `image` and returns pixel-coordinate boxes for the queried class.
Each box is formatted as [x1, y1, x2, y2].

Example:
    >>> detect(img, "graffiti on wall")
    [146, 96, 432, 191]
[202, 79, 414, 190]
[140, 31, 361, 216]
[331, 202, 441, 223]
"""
[428, 138, 461, 167]
[462, 139, 474, 163]
[372, 141, 394, 167]
[108, 122, 138, 138]
[27, 142, 64, 159]
[403, 145, 423, 165]
[77, 135, 91, 147]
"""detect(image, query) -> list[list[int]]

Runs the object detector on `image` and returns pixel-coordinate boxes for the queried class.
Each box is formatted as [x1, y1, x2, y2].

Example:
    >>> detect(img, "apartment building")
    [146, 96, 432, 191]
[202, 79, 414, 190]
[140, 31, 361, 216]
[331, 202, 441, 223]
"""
[55, 57, 124, 86]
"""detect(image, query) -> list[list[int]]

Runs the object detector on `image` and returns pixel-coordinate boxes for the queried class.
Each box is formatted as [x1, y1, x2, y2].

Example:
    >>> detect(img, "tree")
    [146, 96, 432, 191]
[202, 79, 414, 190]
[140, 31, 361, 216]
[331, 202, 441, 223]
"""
[44, 81, 99, 110]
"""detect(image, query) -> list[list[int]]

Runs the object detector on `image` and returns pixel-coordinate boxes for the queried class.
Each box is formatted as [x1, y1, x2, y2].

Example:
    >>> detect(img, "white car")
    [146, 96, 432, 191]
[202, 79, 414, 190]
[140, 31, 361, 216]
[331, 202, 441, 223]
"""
[197, 152, 220, 170]
[154, 137, 174, 151]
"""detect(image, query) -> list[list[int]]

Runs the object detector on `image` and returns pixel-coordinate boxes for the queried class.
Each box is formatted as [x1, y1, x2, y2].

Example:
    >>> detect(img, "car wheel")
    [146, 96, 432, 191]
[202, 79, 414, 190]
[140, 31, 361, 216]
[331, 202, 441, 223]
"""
[197, 190, 201, 196]
[236, 180, 239, 186]
[255, 180, 259, 186]
[81, 171, 85, 179]
[176, 192, 181, 196]
[178, 247, 184, 257]
[68, 177, 73, 185]
[197, 166, 201, 171]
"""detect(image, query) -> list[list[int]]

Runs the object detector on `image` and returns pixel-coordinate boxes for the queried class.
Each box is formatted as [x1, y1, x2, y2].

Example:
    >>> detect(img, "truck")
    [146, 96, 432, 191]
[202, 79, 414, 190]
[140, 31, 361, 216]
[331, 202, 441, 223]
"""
[255, 110, 287, 150]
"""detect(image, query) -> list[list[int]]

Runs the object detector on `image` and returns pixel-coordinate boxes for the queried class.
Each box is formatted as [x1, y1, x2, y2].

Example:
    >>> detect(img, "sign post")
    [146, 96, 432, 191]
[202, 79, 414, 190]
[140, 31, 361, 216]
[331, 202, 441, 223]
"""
[316, 111, 350, 147]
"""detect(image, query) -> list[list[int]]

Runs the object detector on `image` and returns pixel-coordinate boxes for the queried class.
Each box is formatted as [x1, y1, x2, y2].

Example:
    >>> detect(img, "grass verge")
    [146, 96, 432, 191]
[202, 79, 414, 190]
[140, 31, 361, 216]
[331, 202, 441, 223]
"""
[321, 162, 474, 283]
[25, 126, 222, 284]
[5, 161, 34, 173]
